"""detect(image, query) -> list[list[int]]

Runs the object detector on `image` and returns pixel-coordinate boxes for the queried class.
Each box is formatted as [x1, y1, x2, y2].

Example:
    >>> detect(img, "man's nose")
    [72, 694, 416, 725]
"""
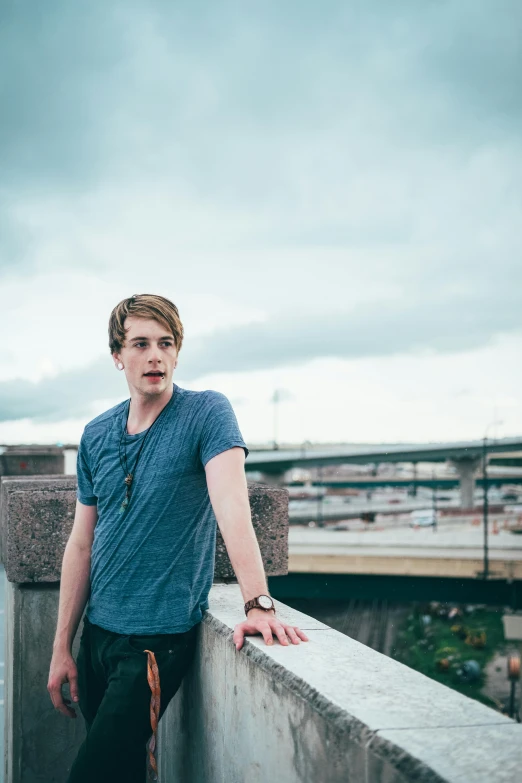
[147, 344, 163, 363]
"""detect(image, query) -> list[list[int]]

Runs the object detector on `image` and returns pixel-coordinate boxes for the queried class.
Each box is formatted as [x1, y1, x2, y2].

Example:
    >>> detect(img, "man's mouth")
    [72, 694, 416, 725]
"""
[144, 371, 165, 378]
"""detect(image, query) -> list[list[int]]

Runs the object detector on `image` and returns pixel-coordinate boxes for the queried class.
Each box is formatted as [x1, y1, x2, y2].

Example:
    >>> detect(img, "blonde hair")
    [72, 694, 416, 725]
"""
[108, 294, 184, 355]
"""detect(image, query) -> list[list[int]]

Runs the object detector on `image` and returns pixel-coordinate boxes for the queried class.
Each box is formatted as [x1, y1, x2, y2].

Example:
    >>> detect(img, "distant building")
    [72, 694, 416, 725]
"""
[0, 445, 65, 477]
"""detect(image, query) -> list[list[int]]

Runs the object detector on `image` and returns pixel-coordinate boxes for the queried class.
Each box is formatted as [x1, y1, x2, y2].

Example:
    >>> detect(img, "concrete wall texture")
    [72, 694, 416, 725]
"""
[159, 584, 522, 783]
[6, 580, 522, 783]
[4, 583, 86, 783]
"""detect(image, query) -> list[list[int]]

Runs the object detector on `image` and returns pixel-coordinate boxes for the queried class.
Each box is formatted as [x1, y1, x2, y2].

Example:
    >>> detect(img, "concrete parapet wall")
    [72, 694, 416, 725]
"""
[4, 475, 522, 782]
[4, 582, 86, 783]
[158, 583, 522, 783]
[0, 477, 288, 579]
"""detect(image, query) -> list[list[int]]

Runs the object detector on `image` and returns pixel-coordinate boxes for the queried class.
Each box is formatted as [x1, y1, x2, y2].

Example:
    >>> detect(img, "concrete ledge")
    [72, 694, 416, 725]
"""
[158, 584, 522, 783]
[0, 477, 288, 582]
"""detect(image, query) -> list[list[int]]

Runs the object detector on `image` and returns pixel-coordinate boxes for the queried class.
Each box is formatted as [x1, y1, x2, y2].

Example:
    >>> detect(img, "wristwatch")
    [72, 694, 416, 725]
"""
[244, 594, 276, 616]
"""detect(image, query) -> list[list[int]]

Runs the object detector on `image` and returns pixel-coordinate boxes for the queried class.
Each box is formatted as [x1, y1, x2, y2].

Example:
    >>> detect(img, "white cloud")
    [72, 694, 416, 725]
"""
[2, 332, 520, 446]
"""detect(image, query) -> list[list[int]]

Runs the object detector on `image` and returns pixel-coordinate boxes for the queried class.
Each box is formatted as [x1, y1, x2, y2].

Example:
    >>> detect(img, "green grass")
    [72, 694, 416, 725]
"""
[392, 603, 506, 710]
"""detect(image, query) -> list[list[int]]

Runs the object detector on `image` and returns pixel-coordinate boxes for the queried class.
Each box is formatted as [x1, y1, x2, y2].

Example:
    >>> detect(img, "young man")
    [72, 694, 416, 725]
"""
[47, 294, 308, 783]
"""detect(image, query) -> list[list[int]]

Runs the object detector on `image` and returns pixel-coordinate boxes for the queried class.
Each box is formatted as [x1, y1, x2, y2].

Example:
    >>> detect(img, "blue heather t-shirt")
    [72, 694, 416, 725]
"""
[76, 384, 249, 634]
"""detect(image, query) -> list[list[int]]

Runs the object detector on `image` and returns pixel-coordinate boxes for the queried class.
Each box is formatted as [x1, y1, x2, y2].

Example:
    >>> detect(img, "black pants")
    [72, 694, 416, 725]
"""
[67, 616, 199, 783]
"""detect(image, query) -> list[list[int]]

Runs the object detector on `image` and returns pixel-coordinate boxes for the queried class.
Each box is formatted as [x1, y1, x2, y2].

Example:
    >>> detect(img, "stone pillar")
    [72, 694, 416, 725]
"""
[451, 458, 480, 510]
[0, 476, 288, 783]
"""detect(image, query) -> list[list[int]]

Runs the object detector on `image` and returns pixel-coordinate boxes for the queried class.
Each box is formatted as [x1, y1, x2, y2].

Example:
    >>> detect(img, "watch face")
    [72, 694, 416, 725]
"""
[258, 595, 273, 609]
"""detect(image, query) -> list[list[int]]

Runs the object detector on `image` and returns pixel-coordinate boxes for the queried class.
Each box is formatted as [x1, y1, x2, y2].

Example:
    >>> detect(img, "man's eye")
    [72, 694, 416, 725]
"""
[161, 342, 173, 347]
[135, 342, 147, 348]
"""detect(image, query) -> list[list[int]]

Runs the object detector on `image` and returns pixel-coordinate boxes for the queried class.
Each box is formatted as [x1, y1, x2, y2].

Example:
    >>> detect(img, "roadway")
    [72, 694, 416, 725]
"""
[288, 487, 522, 524]
[288, 523, 522, 580]
[289, 496, 462, 524]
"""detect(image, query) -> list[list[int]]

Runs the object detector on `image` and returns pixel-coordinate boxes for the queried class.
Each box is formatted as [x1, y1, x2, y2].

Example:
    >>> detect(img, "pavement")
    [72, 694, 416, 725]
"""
[288, 524, 522, 578]
[289, 524, 522, 559]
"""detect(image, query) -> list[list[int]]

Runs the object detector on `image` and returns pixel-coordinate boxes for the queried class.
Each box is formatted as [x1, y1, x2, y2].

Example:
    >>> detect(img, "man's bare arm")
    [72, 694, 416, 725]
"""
[47, 499, 97, 718]
[205, 448, 308, 650]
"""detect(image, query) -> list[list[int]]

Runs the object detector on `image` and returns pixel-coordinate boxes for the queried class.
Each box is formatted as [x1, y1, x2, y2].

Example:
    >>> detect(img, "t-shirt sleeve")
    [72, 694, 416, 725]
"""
[199, 392, 249, 468]
[76, 432, 98, 506]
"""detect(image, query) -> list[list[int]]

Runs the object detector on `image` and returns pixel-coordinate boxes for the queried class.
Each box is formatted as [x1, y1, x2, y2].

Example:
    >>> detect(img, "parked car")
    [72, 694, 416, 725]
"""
[409, 508, 438, 527]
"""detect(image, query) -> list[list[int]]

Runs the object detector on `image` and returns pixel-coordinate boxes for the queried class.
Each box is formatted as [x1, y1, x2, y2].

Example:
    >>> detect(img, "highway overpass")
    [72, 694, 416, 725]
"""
[245, 436, 522, 508]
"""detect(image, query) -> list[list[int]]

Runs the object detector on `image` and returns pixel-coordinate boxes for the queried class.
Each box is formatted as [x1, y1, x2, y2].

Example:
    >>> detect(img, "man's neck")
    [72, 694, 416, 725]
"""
[126, 385, 174, 435]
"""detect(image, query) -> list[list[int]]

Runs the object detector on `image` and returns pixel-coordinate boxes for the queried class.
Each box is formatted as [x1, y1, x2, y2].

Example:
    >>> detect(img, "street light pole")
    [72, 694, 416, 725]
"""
[272, 389, 279, 450]
[432, 469, 437, 533]
[481, 419, 503, 580]
[317, 465, 324, 528]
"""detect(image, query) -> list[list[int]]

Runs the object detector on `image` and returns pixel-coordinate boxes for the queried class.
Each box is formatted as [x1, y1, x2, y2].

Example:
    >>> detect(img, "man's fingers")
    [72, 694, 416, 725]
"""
[58, 703, 77, 719]
[285, 626, 302, 645]
[285, 625, 309, 643]
[61, 697, 78, 718]
[272, 623, 290, 646]
[233, 627, 245, 650]
[260, 623, 274, 646]
[233, 620, 310, 650]
[48, 682, 76, 719]
[48, 664, 79, 718]
[69, 674, 80, 703]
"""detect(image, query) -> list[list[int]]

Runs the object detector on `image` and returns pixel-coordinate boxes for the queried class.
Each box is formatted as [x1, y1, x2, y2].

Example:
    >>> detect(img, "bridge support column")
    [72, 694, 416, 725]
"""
[408, 462, 418, 497]
[451, 457, 480, 509]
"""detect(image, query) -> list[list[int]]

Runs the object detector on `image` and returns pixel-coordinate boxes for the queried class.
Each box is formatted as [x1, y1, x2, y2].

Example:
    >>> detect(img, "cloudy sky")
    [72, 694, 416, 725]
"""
[1, 1, 521, 447]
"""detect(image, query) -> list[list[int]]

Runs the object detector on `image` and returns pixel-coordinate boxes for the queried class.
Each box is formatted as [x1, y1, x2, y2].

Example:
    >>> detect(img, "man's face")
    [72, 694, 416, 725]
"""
[113, 316, 178, 397]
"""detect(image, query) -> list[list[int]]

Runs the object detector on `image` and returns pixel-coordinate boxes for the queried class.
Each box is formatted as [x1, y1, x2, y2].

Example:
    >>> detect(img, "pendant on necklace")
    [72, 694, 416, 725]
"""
[120, 475, 133, 513]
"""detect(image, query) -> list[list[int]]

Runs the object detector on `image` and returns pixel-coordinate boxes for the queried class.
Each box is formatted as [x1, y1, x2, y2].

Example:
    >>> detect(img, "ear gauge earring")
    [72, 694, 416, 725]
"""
[117, 362, 124, 370]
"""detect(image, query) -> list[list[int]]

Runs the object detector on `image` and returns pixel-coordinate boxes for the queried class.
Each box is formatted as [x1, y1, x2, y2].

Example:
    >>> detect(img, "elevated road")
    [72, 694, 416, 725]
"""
[293, 476, 522, 490]
[245, 436, 522, 473]
[246, 436, 522, 509]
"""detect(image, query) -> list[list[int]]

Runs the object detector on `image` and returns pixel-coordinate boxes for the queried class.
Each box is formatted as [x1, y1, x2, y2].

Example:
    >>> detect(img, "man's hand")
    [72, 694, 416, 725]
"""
[47, 649, 80, 719]
[233, 609, 309, 651]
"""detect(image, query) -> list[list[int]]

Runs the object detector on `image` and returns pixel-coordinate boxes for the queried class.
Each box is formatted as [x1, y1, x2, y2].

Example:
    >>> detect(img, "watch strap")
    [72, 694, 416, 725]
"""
[244, 595, 275, 616]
